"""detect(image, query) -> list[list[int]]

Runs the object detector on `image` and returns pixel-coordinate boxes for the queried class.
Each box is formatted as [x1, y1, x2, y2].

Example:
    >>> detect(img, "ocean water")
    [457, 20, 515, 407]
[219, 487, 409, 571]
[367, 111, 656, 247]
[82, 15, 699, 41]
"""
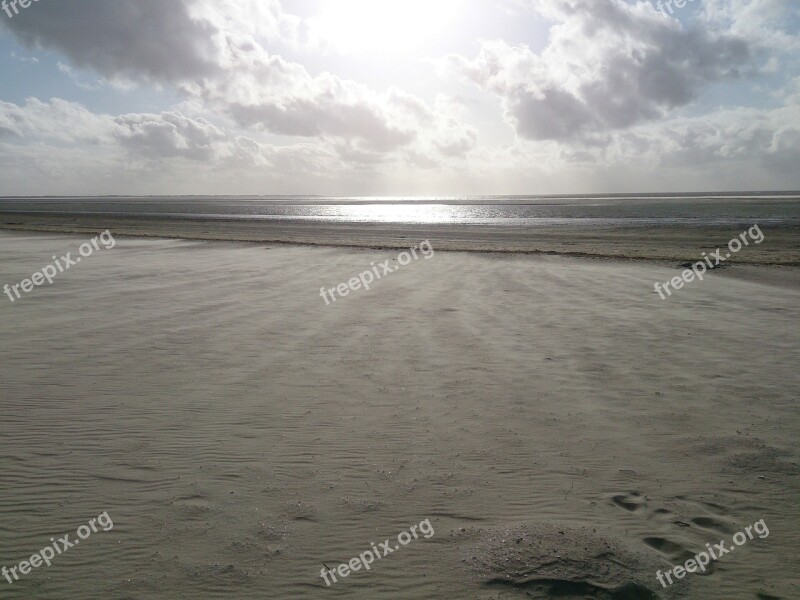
[1, 193, 799, 228]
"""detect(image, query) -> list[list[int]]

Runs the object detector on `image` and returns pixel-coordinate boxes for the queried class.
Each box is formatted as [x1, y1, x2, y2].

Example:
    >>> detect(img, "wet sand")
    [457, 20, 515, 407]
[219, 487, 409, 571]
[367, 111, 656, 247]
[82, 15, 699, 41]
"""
[1, 212, 799, 264]
[1, 231, 799, 599]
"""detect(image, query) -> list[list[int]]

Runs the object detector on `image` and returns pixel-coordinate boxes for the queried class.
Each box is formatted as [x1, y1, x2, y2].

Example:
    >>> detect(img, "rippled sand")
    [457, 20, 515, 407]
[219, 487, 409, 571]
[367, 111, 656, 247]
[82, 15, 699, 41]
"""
[1, 231, 798, 599]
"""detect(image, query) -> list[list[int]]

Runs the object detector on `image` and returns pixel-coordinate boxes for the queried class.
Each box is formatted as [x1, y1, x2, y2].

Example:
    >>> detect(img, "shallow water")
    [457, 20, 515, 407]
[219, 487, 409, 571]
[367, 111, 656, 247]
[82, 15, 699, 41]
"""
[1, 193, 799, 228]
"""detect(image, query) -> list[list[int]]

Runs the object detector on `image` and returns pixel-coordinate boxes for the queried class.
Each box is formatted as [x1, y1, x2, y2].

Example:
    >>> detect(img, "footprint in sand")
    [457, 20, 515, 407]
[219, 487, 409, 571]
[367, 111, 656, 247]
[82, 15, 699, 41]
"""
[610, 491, 732, 576]
[690, 516, 735, 536]
[611, 491, 647, 514]
[642, 536, 697, 565]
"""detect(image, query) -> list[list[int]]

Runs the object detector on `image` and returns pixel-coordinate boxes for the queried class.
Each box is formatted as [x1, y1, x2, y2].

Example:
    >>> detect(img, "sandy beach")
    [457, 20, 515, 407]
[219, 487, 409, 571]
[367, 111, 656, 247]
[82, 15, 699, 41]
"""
[2, 211, 800, 265]
[1, 229, 798, 599]
[3, 0, 800, 597]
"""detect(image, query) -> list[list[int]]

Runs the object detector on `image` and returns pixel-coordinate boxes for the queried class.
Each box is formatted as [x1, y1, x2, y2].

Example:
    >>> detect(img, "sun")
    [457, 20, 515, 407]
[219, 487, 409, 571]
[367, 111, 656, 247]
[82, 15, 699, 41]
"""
[314, 0, 458, 55]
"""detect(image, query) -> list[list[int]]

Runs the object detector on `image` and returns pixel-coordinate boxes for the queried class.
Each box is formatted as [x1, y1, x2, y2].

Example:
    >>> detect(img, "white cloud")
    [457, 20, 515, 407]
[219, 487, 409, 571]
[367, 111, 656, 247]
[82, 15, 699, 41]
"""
[0, 0, 798, 193]
[442, 0, 752, 141]
[113, 111, 228, 160]
[0, 0, 450, 154]
[0, 98, 110, 142]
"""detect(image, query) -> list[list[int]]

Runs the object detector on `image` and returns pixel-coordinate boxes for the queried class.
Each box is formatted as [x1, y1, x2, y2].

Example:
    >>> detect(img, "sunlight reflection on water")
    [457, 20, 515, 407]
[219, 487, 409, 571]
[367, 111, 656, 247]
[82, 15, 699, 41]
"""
[1, 196, 798, 227]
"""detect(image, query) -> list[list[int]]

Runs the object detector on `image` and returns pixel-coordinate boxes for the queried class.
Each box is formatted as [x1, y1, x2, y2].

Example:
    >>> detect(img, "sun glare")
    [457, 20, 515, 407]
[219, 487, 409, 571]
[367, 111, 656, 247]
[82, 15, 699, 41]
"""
[314, 0, 458, 54]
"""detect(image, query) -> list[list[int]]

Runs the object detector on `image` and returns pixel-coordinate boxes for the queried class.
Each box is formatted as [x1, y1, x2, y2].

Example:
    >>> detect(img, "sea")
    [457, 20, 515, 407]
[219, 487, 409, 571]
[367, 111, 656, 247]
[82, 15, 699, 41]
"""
[0, 193, 799, 228]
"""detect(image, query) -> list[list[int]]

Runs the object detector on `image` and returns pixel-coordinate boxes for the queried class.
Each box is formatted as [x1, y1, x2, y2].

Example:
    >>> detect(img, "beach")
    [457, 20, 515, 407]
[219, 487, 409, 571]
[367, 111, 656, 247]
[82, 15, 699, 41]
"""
[1, 228, 798, 599]
[3, 0, 800, 596]
[2, 209, 800, 265]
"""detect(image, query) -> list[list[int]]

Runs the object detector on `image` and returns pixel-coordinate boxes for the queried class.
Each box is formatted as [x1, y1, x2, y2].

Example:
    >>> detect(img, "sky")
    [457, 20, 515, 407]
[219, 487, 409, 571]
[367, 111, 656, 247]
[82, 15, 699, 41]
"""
[0, 0, 798, 196]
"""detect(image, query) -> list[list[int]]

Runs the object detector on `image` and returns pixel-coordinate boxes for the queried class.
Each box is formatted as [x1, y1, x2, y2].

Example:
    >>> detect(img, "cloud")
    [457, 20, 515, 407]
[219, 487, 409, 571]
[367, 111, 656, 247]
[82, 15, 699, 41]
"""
[0, 97, 353, 193]
[699, 0, 799, 48]
[214, 73, 419, 152]
[0, 97, 110, 142]
[644, 95, 800, 174]
[0, 0, 797, 193]
[0, 0, 431, 152]
[495, 85, 800, 182]
[2, 0, 222, 81]
[0, 99, 247, 163]
[442, 0, 751, 141]
[113, 111, 228, 160]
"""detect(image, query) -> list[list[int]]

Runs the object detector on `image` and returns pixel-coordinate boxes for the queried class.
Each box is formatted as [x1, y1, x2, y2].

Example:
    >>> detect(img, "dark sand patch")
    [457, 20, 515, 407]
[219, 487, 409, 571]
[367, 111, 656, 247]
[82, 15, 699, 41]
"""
[457, 522, 682, 599]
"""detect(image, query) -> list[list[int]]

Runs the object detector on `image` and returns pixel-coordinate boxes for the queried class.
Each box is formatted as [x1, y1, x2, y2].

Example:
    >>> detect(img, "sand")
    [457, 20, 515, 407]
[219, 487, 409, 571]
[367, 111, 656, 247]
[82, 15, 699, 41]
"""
[2, 212, 800, 264]
[0, 230, 799, 599]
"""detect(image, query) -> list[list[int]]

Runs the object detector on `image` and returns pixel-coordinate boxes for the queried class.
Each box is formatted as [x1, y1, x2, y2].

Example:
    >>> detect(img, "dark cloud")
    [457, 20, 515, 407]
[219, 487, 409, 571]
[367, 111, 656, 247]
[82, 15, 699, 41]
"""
[2, 0, 221, 81]
[445, 0, 751, 141]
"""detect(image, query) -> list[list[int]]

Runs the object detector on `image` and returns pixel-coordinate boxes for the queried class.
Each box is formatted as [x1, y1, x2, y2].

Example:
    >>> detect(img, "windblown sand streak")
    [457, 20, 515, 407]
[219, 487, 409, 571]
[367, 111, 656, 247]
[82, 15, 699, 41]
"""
[1, 232, 798, 598]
